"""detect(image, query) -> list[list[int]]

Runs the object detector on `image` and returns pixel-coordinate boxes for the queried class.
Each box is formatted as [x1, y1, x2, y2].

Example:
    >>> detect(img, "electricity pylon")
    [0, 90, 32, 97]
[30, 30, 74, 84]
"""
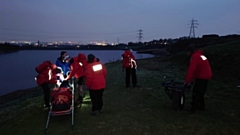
[189, 19, 199, 38]
[137, 29, 143, 42]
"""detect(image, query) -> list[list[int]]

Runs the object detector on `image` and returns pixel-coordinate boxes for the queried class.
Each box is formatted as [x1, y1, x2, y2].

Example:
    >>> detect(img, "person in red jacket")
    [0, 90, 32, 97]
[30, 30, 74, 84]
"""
[185, 47, 212, 113]
[35, 60, 57, 108]
[68, 53, 87, 104]
[122, 49, 138, 88]
[86, 54, 107, 116]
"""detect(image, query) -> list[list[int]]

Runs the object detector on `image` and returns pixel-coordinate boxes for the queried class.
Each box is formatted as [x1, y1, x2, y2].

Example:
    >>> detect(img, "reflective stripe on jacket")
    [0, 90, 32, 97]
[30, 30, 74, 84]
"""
[185, 50, 212, 84]
[35, 61, 56, 85]
[69, 55, 87, 79]
[85, 61, 107, 90]
[36, 67, 57, 85]
[122, 50, 137, 68]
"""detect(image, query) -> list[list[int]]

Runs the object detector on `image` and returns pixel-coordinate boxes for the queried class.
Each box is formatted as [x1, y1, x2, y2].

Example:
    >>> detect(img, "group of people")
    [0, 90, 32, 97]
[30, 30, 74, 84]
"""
[122, 46, 212, 113]
[35, 47, 212, 115]
[121, 47, 213, 114]
[35, 51, 107, 116]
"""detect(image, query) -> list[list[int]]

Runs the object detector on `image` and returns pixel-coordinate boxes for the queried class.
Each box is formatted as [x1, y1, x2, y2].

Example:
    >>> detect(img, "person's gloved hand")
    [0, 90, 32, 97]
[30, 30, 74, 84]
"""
[57, 73, 64, 82]
[56, 80, 61, 87]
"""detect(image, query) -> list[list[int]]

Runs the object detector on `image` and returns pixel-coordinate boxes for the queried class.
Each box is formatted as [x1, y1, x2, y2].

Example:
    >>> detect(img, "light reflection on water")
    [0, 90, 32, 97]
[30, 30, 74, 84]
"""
[0, 50, 152, 96]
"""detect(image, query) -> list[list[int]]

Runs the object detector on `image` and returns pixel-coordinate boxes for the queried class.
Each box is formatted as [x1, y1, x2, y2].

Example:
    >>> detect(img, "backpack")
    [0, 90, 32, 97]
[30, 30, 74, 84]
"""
[122, 52, 135, 68]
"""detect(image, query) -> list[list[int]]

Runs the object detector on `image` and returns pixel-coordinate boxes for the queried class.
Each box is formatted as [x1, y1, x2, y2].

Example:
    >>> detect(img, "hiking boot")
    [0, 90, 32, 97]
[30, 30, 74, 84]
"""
[90, 110, 99, 116]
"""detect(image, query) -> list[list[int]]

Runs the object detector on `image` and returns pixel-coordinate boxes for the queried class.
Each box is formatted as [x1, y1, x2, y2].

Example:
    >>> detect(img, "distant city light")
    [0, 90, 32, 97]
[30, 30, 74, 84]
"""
[1, 40, 122, 46]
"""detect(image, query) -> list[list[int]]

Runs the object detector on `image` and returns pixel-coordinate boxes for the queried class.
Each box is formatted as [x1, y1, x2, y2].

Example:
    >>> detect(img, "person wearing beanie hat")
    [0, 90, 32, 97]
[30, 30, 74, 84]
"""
[86, 54, 107, 116]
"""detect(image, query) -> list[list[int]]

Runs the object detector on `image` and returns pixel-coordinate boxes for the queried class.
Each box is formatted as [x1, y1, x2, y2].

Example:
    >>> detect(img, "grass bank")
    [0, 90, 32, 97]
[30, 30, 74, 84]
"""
[0, 41, 240, 135]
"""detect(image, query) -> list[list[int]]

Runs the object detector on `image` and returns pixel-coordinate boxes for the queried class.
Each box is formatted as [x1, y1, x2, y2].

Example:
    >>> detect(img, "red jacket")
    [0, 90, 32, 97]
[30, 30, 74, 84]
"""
[69, 54, 87, 79]
[122, 50, 137, 68]
[35, 61, 57, 85]
[185, 50, 212, 84]
[85, 61, 107, 90]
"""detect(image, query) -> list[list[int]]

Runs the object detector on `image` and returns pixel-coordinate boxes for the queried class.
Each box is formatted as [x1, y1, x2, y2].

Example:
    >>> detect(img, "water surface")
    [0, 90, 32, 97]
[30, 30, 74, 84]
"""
[0, 50, 152, 96]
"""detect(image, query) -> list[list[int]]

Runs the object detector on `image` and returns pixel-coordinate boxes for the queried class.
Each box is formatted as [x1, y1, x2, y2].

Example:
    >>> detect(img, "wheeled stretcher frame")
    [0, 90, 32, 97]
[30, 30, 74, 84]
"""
[162, 79, 191, 110]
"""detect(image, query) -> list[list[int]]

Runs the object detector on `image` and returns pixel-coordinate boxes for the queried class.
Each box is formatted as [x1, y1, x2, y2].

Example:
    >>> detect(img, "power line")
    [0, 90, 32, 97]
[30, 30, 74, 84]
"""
[0, 28, 137, 42]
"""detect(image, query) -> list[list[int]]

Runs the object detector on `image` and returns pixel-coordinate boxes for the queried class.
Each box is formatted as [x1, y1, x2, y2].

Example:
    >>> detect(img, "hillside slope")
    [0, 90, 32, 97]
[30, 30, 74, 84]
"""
[0, 40, 240, 135]
[161, 40, 240, 81]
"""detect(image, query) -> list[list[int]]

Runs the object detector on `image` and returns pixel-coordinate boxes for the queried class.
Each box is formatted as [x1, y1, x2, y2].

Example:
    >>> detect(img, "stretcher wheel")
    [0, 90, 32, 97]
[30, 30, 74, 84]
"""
[172, 91, 185, 111]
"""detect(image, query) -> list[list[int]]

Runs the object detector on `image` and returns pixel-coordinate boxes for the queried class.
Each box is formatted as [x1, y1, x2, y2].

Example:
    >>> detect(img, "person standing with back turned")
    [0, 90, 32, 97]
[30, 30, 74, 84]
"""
[184, 46, 212, 113]
[122, 49, 138, 88]
[86, 54, 107, 116]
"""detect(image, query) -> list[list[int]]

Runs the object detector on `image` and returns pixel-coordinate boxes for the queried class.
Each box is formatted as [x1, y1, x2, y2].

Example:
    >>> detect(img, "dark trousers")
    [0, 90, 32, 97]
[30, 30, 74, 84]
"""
[191, 79, 208, 110]
[89, 89, 104, 111]
[41, 82, 51, 106]
[125, 68, 137, 86]
[74, 77, 84, 97]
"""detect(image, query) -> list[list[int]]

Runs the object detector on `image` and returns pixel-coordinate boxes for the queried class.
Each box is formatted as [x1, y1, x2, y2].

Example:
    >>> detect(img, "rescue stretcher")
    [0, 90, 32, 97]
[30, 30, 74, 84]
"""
[45, 76, 75, 132]
[162, 79, 192, 110]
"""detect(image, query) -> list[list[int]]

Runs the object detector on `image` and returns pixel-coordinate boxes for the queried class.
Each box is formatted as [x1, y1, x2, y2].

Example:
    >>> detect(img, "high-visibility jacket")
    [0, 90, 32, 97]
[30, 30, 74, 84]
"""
[69, 54, 87, 79]
[35, 61, 57, 85]
[185, 50, 212, 84]
[85, 61, 107, 90]
[122, 50, 137, 68]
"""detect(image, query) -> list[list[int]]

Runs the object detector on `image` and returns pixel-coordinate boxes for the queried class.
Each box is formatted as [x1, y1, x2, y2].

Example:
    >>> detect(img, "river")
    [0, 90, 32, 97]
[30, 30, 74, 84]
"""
[0, 50, 152, 96]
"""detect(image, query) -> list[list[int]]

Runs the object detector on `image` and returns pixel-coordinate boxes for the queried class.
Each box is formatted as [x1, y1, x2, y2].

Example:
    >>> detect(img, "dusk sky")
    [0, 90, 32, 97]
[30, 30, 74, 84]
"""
[1, 0, 240, 43]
